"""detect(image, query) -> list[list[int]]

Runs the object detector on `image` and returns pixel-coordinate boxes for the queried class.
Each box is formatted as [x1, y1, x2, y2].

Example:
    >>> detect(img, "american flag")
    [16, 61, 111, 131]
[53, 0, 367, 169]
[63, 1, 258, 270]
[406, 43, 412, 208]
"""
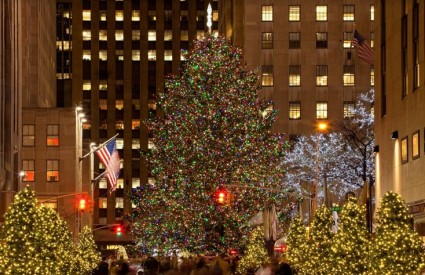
[96, 138, 120, 191]
[352, 29, 374, 65]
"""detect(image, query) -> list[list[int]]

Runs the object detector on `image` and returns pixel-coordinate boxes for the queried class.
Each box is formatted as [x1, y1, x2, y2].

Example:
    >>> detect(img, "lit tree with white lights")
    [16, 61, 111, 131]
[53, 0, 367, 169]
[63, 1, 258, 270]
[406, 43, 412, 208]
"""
[73, 226, 100, 274]
[370, 192, 425, 274]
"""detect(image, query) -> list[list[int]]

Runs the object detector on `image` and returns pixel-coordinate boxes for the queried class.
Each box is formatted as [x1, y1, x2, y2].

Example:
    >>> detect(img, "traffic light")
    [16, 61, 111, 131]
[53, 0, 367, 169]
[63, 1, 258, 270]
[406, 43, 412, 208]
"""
[115, 225, 123, 237]
[215, 188, 227, 205]
[78, 198, 87, 211]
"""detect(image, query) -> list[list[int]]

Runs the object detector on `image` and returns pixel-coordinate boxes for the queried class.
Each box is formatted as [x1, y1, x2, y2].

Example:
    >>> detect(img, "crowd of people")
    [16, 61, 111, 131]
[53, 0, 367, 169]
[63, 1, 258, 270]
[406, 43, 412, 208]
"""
[92, 252, 293, 275]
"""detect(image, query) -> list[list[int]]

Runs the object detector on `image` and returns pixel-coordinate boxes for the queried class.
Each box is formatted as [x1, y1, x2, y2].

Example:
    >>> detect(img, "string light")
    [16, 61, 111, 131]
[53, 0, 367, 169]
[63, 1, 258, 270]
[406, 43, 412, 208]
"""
[237, 227, 270, 274]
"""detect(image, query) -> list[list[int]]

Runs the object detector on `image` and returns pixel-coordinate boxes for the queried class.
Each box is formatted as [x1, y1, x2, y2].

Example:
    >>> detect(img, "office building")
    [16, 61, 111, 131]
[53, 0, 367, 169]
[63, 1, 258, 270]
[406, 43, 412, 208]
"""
[374, 0, 425, 235]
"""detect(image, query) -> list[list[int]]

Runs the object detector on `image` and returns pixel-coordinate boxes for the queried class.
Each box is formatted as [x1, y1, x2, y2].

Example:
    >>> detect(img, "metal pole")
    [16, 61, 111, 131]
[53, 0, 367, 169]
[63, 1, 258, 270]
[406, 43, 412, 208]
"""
[79, 133, 119, 161]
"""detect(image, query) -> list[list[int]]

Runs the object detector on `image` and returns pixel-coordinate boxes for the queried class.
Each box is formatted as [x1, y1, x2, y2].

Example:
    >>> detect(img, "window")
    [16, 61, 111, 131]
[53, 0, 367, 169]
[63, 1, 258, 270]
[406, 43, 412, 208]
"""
[83, 81, 91, 91]
[99, 198, 107, 208]
[261, 66, 273, 86]
[100, 10, 107, 21]
[164, 50, 172, 61]
[289, 65, 301, 86]
[132, 120, 140, 130]
[343, 102, 355, 119]
[316, 65, 328, 86]
[343, 5, 355, 21]
[82, 30, 91, 41]
[82, 50, 91, 61]
[132, 10, 140, 21]
[116, 50, 124, 61]
[116, 100, 124, 110]
[148, 31, 156, 41]
[370, 32, 375, 48]
[289, 6, 300, 21]
[46, 160, 59, 181]
[262, 5, 273, 21]
[82, 10, 91, 21]
[132, 50, 140, 61]
[99, 179, 107, 189]
[149, 10, 156, 21]
[196, 31, 205, 40]
[99, 30, 107, 41]
[370, 5, 375, 21]
[132, 139, 140, 149]
[23, 125, 35, 146]
[116, 179, 124, 189]
[164, 30, 172, 41]
[412, 131, 420, 159]
[132, 30, 140, 41]
[316, 102, 328, 119]
[148, 50, 156, 61]
[115, 10, 124, 21]
[115, 30, 124, 41]
[316, 32, 328, 48]
[100, 99, 107, 110]
[116, 121, 124, 130]
[413, 1, 420, 90]
[289, 32, 300, 49]
[262, 32, 273, 49]
[22, 160, 35, 182]
[343, 32, 352, 48]
[116, 197, 124, 208]
[47, 125, 59, 146]
[370, 66, 375, 86]
[181, 31, 188, 41]
[401, 136, 408, 163]
[132, 178, 140, 188]
[99, 81, 107, 90]
[289, 102, 301, 120]
[316, 5, 327, 21]
[343, 65, 355, 86]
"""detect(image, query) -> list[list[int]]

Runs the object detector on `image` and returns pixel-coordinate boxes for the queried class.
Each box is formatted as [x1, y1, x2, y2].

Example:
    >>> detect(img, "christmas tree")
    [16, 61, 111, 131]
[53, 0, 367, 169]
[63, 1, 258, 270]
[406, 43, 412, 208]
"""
[73, 226, 100, 274]
[330, 197, 370, 274]
[286, 216, 310, 274]
[306, 205, 333, 274]
[370, 192, 425, 274]
[0, 186, 43, 274]
[236, 226, 269, 274]
[129, 35, 292, 253]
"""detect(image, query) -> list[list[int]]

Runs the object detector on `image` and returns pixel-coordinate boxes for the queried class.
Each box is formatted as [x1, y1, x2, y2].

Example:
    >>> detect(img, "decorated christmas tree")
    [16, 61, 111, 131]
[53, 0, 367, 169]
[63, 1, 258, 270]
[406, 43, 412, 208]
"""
[74, 226, 100, 274]
[236, 226, 269, 274]
[370, 192, 425, 274]
[286, 216, 310, 274]
[0, 186, 42, 274]
[330, 197, 370, 274]
[306, 205, 333, 274]
[129, 35, 293, 253]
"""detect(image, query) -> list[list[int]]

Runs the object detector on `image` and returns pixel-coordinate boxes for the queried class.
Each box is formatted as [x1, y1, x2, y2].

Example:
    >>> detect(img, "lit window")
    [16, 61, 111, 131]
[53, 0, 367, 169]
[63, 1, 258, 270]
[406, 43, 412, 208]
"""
[370, 66, 374, 86]
[132, 139, 140, 150]
[116, 50, 124, 61]
[316, 65, 328, 86]
[343, 5, 355, 21]
[100, 10, 107, 21]
[99, 50, 107, 61]
[316, 102, 328, 119]
[164, 30, 172, 41]
[116, 121, 124, 130]
[262, 5, 273, 21]
[181, 31, 189, 41]
[116, 139, 124, 150]
[316, 5, 327, 21]
[116, 179, 124, 189]
[47, 125, 59, 146]
[316, 32, 327, 48]
[262, 32, 273, 49]
[164, 50, 173, 61]
[22, 160, 35, 182]
[115, 30, 124, 41]
[99, 179, 107, 189]
[132, 178, 140, 188]
[148, 31, 156, 41]
[56, 41, 70, 51]
[132, 50, 140, 61]
[99, 81, 107, 90]
[133, 100, 141, 110]
[148, 100, 156, 110]
[82, 10, 91, 21]
[149, 10, 156, 21]
[197, 31, 205, 39]
[343, 32, 352, 48]
[370, 32, 374, 48]
[132, 30, 140, 41]
[261, 66, 273, 87]
[148, 50, 156, 61]
[116, 197, 124, 208]
[82, 30, 91, 41]
[343, 102, 355, 119]
[46, 160, 59, 182]
[412, 131, 420, 159]
[370, 5, 374, 21]
[82, 123, 91, 130]
[116, 100, 124, 110]
[23, 125, 35, 146]
[343, 65, 355, 86]
[99, 30, 107, 41]
[99, 198, 107, 208]
[289, 102, 301, 120]
[401, 137, 408, 163]
[83, 81, 91, 91]
[132, 10, 140, 21]
[289, 32, 300, 49]
[131, 119, 140, 130]
[213, 11, 219, 21]
[116, 10, 124, 21]
[82, 50, 91, 61]
[289, 65, 301, 86]
[289, 6, 300, 21]
[99, 99, 107, 110]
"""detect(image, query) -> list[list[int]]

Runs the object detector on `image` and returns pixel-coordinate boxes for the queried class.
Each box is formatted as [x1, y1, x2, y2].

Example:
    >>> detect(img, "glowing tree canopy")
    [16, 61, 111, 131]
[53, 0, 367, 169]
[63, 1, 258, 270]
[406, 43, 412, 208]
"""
[74, 226, 100, 274]
[370, 192, 425, 274]
[286, 216, 310, 274]
[237, 226, 270, 274]
[330, 197, 370, 274]
[129, 35, 293, 253]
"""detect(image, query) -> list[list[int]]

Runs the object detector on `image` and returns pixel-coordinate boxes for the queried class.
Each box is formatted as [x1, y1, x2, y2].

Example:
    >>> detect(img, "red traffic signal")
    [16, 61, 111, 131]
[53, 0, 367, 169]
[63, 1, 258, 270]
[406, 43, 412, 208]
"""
[215, 189, 228, 205]
[115, 225, 123, 237]
[78, 198, 87, 211]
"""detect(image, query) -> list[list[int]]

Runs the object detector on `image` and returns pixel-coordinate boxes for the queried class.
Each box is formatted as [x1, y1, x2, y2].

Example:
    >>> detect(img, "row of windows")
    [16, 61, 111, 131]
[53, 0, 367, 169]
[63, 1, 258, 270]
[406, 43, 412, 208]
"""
[287, 102, 355, 120]
[400, 129, 425, 164]
[82, 50, 183, 62]
[261, 65, 374, 87]
[261, 32, 374, 49]
[22, 160, 59, 182]
[23, 125, 59, 147]
[262, 5, 374, 22]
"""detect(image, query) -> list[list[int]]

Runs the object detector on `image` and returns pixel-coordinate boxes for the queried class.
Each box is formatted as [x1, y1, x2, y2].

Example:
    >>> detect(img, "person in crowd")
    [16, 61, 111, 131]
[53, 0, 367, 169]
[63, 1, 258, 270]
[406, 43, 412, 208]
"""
[93, 256, 109, 275]
[143, 256, 160, 275]
[190, 257, 210, 275]
[275, 262, 293, 275]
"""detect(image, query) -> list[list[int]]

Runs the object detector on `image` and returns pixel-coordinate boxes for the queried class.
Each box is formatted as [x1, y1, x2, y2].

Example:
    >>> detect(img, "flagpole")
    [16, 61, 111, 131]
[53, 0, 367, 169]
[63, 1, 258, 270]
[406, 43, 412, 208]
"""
[79, 133, 119, 161]
[92, 170, 108, 182]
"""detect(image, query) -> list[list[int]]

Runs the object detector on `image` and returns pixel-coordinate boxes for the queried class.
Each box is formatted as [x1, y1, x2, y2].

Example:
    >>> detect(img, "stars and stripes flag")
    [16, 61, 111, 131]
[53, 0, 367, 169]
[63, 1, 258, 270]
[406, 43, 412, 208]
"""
[352, 29, 374, 65]
[96, 138, 120, 192]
